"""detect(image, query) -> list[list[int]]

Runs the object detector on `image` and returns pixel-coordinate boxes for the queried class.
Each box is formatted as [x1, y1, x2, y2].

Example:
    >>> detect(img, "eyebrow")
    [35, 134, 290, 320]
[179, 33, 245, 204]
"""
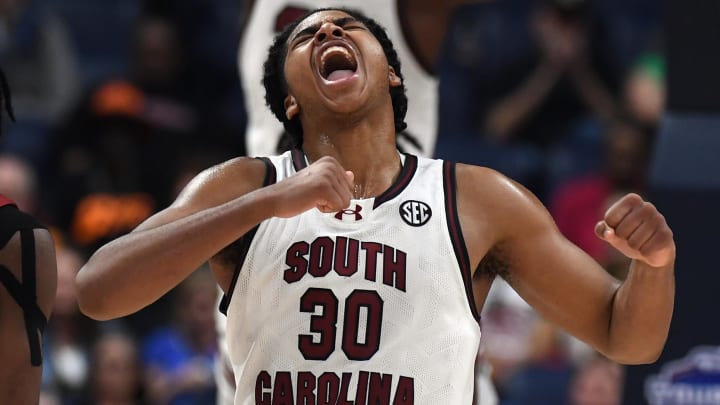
[290, 16, 359, 42]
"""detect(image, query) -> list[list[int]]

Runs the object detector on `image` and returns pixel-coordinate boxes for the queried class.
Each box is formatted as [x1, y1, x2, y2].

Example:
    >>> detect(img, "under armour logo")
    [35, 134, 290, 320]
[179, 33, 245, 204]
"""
[335, 204, 363, 221]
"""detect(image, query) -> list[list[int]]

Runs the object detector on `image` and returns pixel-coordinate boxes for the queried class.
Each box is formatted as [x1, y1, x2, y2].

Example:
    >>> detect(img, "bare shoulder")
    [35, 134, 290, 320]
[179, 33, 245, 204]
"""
[173, 156, 270, 210]
[453, 163, 557, 268]
[0, 226, 56, 316]
[133, 157, 269, 232]
[454, 163, 551, 225]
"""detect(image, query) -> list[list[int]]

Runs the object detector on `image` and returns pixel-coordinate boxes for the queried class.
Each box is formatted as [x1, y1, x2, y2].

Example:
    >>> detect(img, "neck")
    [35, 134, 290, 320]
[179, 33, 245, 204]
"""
[302, 115, 402, 199]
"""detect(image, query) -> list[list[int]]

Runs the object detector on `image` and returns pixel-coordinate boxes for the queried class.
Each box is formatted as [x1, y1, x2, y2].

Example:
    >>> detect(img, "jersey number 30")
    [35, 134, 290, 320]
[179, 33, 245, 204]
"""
[299, 288, 384, 361]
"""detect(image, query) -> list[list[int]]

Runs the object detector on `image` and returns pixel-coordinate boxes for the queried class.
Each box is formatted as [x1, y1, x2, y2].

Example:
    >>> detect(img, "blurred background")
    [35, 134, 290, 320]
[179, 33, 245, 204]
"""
[1, 0, 716, 404]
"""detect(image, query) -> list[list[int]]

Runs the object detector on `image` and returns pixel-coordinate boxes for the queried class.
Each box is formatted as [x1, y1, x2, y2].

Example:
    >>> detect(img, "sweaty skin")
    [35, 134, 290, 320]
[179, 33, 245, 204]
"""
[77, 10, 674, 367]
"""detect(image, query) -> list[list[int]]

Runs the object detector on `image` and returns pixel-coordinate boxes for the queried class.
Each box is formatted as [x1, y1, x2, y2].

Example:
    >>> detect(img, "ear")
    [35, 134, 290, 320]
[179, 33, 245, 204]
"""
[284, 95, 299, 120]
[388, 66, 402, 88]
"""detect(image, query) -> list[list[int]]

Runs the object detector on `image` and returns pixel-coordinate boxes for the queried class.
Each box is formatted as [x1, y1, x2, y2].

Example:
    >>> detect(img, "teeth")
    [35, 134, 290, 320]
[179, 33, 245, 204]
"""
[319, 45, 357, 79]
[322, 46, 351, 58]
[320, 46, 352, 66]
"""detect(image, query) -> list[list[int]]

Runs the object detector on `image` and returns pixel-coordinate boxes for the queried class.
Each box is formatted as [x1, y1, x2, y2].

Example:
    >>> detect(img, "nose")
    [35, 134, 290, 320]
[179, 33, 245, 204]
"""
[314, 22, 344, 44]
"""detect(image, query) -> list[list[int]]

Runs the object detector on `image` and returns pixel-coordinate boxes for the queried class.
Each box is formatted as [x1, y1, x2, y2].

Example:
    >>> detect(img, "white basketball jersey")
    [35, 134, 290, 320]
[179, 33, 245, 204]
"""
[239, 0, 438, 157]
[223, 150, 481, 404]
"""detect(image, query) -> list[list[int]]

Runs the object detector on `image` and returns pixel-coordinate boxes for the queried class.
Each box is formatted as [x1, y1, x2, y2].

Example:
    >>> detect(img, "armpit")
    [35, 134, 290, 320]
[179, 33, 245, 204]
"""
[476, 244, 511, 282]
[213, 236, 247, 267]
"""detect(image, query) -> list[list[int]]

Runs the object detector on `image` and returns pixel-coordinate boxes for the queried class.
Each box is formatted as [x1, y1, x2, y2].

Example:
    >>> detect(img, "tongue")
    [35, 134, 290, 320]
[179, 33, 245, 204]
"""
[326, 69, 354, 82]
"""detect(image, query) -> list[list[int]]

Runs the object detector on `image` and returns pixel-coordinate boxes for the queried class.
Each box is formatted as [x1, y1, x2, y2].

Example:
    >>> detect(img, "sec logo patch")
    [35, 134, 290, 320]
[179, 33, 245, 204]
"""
[399, 200, 431, 227]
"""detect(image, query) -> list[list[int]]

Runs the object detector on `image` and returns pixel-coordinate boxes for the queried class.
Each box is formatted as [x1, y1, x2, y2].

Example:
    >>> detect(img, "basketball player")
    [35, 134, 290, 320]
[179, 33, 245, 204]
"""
[0, 67, 57, 404]
[76, 9, 675, 404]
[235, 2, 499, 402]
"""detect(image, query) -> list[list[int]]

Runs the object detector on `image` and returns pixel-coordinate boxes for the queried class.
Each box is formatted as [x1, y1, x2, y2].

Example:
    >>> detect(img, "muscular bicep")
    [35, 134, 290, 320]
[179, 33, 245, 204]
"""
[457, 165, 619, 350]
[502, 222, 620, 350]
[490, 178, 621, 351]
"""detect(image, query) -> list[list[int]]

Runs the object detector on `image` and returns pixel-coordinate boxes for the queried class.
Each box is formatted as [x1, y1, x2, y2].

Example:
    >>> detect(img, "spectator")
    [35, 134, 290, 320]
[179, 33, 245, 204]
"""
[569, 355, 623, 405]
[65, 101, 157, 252]
[44, 14, 244, 252]
[501, 319, 573, 405]
[141, 266, 217, 405]
[623, 50, 665, 131]
[0, 151, 55, 239]
[0, 153, 38, 214]
[42, 241, 95, 404]
[437, 0, 623, 200]
[550, 119, 650, 279]
[142, 0, 246, 153]
[481, 280, 539, 390]
[483, 281, 577, 404]
[79, 330, 148, 405]
[0, 0, 80, 167]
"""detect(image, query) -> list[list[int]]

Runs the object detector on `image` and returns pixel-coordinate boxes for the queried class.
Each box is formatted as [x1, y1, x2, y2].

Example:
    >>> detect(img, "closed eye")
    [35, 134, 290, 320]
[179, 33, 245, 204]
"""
[343, 23, 366, 31]
[289, 17, 366, 48]
[290, 35, 313, 48]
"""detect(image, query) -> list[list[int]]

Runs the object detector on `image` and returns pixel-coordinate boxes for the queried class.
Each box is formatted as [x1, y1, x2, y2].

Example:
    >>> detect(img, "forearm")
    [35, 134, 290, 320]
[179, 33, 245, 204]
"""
[484, 62, 561, 138]
[569, 62, 620, 123]
[606, 260, 675, 364]
[76, 188, 276, 320]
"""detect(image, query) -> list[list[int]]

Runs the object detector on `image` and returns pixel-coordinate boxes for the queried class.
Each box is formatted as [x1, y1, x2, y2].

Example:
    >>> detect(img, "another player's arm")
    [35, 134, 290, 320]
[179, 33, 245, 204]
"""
[458, 165, 674, 364]
[76, 156, 354, 321]
[0, 227, 56, 405]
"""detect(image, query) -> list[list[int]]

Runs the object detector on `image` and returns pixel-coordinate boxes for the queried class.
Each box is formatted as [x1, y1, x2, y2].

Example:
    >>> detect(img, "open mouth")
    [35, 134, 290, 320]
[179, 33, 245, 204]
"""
[318, 45, 358, 82]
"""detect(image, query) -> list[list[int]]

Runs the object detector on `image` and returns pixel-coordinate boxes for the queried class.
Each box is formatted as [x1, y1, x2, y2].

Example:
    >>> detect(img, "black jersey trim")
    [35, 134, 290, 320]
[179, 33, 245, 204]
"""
[443, 161, 481, 321]
[373, 154, 418, 209]
[1, 199, 45, 248]
[291, 148, 307, 171]
[258, 157, 278, 186]
[289, 150, 417, 208]
[0, 229, 47, 366]
[219, 157, 278, 315]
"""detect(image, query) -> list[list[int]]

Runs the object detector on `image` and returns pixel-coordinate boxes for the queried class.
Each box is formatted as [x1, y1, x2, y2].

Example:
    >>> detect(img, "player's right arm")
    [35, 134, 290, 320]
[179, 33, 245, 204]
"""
[76, 156, 353, 320]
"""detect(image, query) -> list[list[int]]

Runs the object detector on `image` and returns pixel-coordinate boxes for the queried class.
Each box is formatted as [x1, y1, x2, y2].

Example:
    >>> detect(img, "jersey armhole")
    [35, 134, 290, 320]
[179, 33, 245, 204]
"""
[219, 157, 278, 315]
[443, 161, 481, 322]
[0, 205, 46, 248]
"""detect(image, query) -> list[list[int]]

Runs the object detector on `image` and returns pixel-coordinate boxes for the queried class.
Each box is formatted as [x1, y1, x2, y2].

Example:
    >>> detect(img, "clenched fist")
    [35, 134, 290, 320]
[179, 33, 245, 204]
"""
[269, 156, 354, 218]
[595, 193, 675, 268]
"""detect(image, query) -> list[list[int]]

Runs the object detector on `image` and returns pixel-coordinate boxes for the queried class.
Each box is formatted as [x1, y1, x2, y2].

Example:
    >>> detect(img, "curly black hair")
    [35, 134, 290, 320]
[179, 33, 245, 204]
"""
[0, 67, 16, 137]
[262, 7, 408, 149]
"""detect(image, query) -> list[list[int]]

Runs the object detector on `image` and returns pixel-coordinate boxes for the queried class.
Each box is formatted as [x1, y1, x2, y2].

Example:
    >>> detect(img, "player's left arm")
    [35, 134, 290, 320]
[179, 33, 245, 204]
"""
[458, 166, 675, 365]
